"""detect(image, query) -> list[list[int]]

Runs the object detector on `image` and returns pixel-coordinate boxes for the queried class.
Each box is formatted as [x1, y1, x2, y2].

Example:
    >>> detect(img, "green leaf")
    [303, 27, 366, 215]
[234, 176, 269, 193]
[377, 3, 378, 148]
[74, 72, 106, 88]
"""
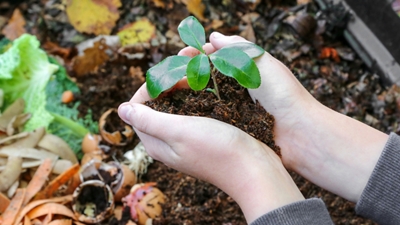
[186, 53, 210, 90]
[146, 55, 191, 98]
[222, 42, 265, 58]
[46, 57, 98, 157]
[178, 16, 205, 53]
[210, 48, 261, 89]
[0, 34, 59, 131]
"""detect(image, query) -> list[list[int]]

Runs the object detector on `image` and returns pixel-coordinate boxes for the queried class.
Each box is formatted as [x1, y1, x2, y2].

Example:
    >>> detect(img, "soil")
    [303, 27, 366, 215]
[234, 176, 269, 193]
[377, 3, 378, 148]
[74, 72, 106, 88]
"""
[144, 72, 280, 154]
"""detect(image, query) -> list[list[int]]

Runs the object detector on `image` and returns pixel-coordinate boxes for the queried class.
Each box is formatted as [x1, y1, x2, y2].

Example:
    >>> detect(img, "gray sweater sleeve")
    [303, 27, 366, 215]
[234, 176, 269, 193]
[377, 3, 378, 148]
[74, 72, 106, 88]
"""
[251, 133, 400, 225]
[355, 132, 400, 224]
[250, 198, 333, 225]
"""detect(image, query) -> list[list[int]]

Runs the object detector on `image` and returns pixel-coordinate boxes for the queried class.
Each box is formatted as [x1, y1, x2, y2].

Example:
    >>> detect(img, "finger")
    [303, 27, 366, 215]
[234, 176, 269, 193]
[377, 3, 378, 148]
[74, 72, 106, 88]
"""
[203, 43, 216, 54]
[178, 43, 216, 57]
[171, 77, 190, 90]
[129, 83, 151, 103]
[209, 32, 250, 50]
[133, 129, 178, 166]
[118, 103, 185, 140]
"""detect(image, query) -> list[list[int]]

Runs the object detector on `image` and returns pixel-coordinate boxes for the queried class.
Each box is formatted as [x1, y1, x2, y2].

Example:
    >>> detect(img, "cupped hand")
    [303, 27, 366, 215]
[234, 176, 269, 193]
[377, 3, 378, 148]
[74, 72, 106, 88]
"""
[178, 32, 321, 169]
[118, 73, 304, 223]
[118, 102, 304, 223]
[204, 32, 388, 203]
[178, 32, 388, 203]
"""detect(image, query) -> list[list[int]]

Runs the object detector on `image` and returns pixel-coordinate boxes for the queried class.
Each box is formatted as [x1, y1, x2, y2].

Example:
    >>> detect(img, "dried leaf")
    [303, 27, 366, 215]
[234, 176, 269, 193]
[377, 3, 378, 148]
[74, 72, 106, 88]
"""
[48, 219, 73, 225]
[42, 41, 74, 63]
[27, 203, 76, 220]
[182, 0, 206, 21]
[117, 19, 156, 46]
[0, 127, 45, 150]
[0, 147, 59, 161]
[72, 39, 109, 76]
[0, 98, 25, 132]
[14, 195, 73, 225]
[0, 132, 28, 146]
[2, 188, 26, 225]
[66, 0, 121, 35]
[210, 19, 224, 30]
[38, 133, 78, 164]
[23, 158, 54, 205]
[6, 113, 31, 136]
[0, 160, 42, 172]
[129, 66, 145, 83]
[240, 14, 256, 43]
[0, 192, 10, 213]
[24, 216, 31, 225]
[0, 156, 22, 192]
[1, 9, 26, 40]
[34, 163, 80, 200]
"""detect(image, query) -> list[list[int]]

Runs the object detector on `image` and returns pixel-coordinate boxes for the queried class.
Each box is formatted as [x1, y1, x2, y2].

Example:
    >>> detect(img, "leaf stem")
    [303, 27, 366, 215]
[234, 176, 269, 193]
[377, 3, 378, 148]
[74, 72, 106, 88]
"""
[211, 67, 221, 100]
[49, 112, 89, 138]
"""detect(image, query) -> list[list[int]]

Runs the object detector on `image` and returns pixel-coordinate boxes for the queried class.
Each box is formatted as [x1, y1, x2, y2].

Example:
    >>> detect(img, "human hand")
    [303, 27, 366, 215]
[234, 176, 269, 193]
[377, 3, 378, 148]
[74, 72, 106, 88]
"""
[118, 102, 304, 222]
[202, 32, 389, 203]
[118, 86, 304, 223]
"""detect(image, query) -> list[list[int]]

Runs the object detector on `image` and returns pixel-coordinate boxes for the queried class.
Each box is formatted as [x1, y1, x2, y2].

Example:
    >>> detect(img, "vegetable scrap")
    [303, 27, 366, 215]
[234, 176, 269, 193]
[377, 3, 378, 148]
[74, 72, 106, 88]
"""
[0, 33, 162, 225]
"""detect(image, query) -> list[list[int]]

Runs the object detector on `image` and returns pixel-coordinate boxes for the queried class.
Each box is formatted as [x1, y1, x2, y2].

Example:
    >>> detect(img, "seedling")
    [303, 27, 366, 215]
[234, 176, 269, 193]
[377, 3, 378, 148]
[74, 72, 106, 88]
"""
[146, 16, 265, 100]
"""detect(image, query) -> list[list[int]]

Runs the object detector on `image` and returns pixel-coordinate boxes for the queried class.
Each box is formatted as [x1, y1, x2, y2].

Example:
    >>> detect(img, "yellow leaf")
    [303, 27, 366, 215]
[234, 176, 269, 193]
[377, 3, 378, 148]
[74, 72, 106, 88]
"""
[66, 0, 121, 35]
[117, 19, 156, 46]
[183, 0, 206, 21]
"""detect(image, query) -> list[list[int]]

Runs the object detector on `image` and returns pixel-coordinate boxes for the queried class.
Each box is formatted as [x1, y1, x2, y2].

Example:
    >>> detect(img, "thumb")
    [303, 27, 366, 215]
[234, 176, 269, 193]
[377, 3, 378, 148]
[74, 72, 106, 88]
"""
[209, 32, 250, 50]
[118, 102, 182, 140]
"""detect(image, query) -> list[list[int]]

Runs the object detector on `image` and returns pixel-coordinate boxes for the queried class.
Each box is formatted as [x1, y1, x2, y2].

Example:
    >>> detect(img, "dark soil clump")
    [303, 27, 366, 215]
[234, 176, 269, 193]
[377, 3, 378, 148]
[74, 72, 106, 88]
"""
[145, 72, 280, 154]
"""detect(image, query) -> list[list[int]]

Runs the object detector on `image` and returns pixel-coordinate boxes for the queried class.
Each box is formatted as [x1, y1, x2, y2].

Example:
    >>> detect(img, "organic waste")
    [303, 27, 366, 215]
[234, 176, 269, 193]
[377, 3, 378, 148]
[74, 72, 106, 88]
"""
[0, 34, 98, 156]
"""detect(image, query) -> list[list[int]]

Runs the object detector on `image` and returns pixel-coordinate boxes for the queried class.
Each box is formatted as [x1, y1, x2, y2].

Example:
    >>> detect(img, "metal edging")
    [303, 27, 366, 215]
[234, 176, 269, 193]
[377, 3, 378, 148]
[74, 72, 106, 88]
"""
[315, 0, 400, 86]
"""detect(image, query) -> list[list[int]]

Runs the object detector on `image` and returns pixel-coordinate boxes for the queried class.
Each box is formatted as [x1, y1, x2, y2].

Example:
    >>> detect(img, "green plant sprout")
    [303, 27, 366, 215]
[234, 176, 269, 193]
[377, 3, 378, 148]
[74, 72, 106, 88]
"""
[146, 16, 265, 100]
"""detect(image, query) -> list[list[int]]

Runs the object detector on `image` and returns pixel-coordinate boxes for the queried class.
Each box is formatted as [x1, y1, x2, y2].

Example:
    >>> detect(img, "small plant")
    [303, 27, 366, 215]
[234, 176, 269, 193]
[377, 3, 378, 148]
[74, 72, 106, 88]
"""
[146, 16, 265, 100]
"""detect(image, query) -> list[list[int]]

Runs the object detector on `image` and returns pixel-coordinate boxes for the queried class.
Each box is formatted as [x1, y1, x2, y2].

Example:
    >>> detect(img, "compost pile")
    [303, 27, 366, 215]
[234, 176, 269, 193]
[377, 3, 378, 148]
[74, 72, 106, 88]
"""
[1, 0, 400, 224]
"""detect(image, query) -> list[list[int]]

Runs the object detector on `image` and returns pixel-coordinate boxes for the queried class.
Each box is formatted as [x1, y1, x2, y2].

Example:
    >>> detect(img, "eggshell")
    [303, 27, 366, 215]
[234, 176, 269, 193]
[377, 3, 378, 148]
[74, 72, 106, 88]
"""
[114, 164, 137, 202]
[81, 133, 102, 154]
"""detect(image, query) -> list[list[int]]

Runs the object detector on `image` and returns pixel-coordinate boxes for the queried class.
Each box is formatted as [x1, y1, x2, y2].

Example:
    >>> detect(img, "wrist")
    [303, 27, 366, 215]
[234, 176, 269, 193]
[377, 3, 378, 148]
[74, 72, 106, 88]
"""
[280, 102, 388, 202]
[228, 143, 305, 223]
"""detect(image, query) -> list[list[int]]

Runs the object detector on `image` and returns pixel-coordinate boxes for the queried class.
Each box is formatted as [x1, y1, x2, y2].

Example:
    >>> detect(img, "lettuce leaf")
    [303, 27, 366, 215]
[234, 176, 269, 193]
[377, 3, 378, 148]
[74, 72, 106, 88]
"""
[0, 35, 98, 157]
[46, 58, 98, 157]
[0, 34, 58, 131]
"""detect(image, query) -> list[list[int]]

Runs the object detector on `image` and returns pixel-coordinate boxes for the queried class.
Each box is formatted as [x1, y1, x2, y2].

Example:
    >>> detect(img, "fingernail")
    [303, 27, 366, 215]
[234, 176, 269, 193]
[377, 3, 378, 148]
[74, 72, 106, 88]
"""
[213, 32, 224, 39]
[118, 103, 133, 124]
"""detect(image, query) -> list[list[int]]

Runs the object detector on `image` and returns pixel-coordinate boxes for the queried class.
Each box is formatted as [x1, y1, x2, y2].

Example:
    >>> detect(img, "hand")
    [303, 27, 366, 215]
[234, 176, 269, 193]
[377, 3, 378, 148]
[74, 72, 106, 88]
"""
[118, 87, 304, 223]
[205, 32, 389, 202]
[118, 102, 304, 222]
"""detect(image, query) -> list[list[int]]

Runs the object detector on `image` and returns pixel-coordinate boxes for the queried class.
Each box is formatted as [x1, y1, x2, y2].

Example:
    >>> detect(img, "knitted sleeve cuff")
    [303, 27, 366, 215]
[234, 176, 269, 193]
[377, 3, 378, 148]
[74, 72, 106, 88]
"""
[356, 132, 400, 224]
[250, 198, 333, 225]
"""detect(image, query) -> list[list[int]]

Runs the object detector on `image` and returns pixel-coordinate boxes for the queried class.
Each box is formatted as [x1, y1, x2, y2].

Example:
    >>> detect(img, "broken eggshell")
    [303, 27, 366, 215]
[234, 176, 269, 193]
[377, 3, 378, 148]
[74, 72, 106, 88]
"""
[99, 108, 134, 146]
[114, 164, 136, 202]
[72, 180, 114, 224]
[122, 182, 166, 225]
[79, 160, 135, 202]
[80, 150, 104, 166]
[81, 133, 102, 154]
